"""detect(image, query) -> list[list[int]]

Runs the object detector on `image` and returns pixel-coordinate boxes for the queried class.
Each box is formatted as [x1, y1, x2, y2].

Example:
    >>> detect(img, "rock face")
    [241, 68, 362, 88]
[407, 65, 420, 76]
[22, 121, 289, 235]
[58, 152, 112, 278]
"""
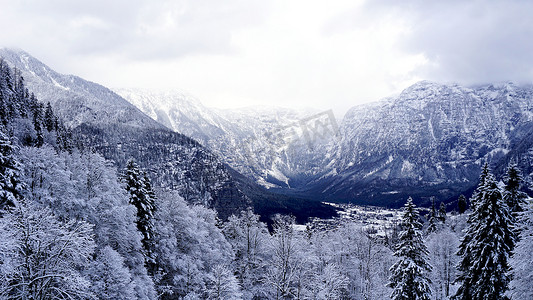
[318, 81, 533, 206]
[118, 81, 533, 207]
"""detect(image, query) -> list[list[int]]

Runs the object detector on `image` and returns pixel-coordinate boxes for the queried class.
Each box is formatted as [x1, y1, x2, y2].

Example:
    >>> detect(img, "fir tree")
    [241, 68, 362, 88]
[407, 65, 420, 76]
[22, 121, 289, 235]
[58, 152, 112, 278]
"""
[0, 97, 7, 126]
[44, 102, 56, 132]
[123, 159, 156, 273]
[438, 202, 446, 223]
[503, 163, 526, 214]
[454, 170, 515, 300]
[470, 162, 490, 210]
[457, 194, 467, 214]
[0, 130, 23, 210]
[388, 197, 432, 300]
[32, 102, 44, 147]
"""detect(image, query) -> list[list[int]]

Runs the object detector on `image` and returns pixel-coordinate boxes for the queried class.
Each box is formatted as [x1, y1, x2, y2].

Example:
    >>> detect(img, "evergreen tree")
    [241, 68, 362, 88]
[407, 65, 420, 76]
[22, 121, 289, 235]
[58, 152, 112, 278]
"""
[470, 162, 490, 210]
[454, 170, 515, 300]
[0, 97, 7, 126]
[0, 130, 23, 210]
[503, 163, 526, 214]
[427, 197, 437, 233]
[31, 102, 44, 147]
[438, 202, 446, 223]
[123, 159, 156, 273]
[388, 197, 432, 300]
[457, 194, 467, 214]
[44, 102, 56, 132]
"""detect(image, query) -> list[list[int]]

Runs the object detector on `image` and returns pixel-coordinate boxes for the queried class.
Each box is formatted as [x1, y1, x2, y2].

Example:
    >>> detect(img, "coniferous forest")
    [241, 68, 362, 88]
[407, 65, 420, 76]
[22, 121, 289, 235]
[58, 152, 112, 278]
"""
[1, 56, 533, 300]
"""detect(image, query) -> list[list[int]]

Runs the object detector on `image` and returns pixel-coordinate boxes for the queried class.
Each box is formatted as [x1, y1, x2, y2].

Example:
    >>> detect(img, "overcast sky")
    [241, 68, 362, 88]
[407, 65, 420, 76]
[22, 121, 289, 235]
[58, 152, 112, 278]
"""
[1, 0, 532, 116]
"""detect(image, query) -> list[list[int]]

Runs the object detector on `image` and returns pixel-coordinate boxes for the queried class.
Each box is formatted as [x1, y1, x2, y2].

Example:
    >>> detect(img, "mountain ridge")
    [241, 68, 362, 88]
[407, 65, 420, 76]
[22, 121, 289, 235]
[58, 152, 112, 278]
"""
[118, 80, 533, 207]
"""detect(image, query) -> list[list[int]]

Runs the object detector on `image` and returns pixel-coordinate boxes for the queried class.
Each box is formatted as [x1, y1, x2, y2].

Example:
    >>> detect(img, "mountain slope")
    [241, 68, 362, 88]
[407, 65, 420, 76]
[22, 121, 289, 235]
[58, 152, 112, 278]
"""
[0, 48, 162, 129]
[114, 88, 331, 188]
[316, 81, 533, 206]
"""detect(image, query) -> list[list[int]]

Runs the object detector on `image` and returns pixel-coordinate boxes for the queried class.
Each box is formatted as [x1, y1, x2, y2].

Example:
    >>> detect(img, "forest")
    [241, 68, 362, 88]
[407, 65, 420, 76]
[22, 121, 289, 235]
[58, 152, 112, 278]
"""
[1, 58, 532, 300]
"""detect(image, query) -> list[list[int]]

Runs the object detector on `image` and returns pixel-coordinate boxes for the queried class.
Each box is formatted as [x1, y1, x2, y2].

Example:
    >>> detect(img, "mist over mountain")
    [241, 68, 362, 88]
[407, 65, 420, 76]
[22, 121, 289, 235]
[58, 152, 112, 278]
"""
[3, 47, 532, 211]
[114, 88, 328, 189]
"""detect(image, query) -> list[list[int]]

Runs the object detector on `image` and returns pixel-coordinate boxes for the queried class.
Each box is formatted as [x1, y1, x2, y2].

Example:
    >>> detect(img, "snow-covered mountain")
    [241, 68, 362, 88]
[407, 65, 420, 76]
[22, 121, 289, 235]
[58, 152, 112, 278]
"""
[315, 81, 533, 206]
[0, 48, 337, 221]
[118, 81, 533, 207]
[115, 88, 330, 188]
[6, 47, 531, 209]
[0, 48, 162, 130]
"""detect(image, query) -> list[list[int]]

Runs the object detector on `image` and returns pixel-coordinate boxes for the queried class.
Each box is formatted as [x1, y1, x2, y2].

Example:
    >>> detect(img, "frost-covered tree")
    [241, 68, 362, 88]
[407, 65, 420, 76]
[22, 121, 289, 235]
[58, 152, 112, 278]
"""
[454, 171, 515, 300]
[31, 102, 44, 147]
[123, 159, 156, 269]
[470, 163, 490, 210]
[205, 264, 242, 300]
[264, 214, 307, 299]
[510, 199, 533, 299]
[388, 197, 432, 300]
[44, 102, 56, 132]
[222, 209, 270, 299]
[153, 190, 235, 299]
[343, 225, 392, 299]
[427, 229, 459, 300]
[87, 246, 136, 300]
[0, 130, 23, 210]
[0, 199, 95, 299]
[306, 263, 348, 300]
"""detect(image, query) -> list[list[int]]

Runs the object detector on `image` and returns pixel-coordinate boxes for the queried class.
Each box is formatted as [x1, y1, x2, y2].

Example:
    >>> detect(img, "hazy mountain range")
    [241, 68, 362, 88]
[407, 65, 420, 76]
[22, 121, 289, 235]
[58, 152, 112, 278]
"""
[116, 81, 533, 208]
[2, 47, 532, 213]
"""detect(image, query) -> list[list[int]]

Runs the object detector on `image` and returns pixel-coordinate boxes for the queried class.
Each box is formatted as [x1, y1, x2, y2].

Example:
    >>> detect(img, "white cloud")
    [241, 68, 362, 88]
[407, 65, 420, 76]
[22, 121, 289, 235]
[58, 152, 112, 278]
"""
[0, 0, 531, 116]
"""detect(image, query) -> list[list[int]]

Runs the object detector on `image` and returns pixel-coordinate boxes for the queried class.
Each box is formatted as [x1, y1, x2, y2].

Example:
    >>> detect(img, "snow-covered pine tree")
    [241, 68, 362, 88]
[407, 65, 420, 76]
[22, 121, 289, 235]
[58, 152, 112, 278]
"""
[454, 170, 516, 300]
[457, 194, 467, 214]
[0, 130, 23, 210]
[503, 163, 527, 214]
[123, 159, 156, 271]
[469, 162, 490, 210]
[388, 197, 432, 300]
[438, 202, 446, 223]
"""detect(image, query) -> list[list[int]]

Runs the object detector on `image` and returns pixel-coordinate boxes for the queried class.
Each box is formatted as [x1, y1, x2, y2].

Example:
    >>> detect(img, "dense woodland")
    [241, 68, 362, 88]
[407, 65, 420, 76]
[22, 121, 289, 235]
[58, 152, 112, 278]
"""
[1, 58, 533, 300]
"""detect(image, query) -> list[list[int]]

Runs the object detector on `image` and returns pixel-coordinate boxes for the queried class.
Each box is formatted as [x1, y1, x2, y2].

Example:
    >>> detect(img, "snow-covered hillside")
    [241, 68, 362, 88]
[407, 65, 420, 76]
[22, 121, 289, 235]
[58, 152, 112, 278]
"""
[0, 48, 163, 129]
